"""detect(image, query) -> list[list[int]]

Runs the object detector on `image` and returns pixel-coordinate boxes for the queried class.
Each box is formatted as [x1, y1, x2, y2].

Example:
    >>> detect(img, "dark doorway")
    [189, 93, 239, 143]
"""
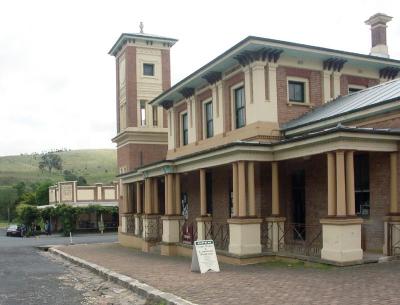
[158, 179, 165, 215]
[292, 170, 306, 240]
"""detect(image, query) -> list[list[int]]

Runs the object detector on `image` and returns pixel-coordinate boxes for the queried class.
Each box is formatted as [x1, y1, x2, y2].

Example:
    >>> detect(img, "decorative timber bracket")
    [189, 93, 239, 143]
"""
[323, 58, 347, 72]
[202, 71, 222, 85]
[160, 100, 173, 110]
[379, 67, 400, 80]
[179, 87, 195, 99]
[234, 48, 283, 67]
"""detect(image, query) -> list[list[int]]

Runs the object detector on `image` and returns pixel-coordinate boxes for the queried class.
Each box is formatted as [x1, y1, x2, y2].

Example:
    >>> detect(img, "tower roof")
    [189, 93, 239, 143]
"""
[108, 32, 178, 56]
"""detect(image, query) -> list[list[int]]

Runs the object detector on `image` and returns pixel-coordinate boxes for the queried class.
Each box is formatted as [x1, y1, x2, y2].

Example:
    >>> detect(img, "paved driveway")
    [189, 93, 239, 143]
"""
[59, 243, 400, 305]
[0, 228, 118, 305]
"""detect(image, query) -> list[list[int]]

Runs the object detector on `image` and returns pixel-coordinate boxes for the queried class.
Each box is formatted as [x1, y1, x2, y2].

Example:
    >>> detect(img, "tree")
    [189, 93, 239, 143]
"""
[16, 204, 40, 234]
[63, 170, 87, 186]
[38, 153, 62, 173]
[35, 180, 54, 206]
[0, 187, 17, 221]
[77, 176, 87, 186]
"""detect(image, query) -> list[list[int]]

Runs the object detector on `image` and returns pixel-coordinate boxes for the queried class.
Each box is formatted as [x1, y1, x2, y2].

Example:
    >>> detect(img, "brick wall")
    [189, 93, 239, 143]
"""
[222, 72, 244, 133]
[361, 116, 400, 129]
[367, 152, 390, 251]
[195, 89, 212, 141]
[161, 50, 171, 128]
[117, 143, 167, 172]
[181, 171, 200, 225]
[125, 46, 138, 128]
[277, 66, 323, 125]
[340, 75, 379, 96]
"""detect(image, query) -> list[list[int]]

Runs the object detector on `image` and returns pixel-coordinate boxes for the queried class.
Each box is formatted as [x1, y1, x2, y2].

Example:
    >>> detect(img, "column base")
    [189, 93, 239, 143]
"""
[196, 216, 213, 240]
[121, 214, 127, 233]
[161, 243, 177, 256]
[265, 217, 286, 252]
[162, 215, 184, 243]
[134, 214, 141, 236]
[142, 214, 161, 242]
[227, 218, 262, 255]
[320, 217, 363, 263]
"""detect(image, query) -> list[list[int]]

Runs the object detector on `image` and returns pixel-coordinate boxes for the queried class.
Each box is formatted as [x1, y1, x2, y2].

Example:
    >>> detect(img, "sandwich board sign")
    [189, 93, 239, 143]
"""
[191, 240, 220, 274]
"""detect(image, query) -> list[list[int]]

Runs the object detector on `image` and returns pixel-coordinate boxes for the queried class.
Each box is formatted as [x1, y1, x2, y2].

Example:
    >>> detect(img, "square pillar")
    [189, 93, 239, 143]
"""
[265, 217, 286, 252]
[162, 215, 184, 244]
[200, 169, 207, 216]
[320, 218, 363, 263]
[121, 214, 127, 233]
[228, 218, 262, 255]
[134, 214, 141, 236]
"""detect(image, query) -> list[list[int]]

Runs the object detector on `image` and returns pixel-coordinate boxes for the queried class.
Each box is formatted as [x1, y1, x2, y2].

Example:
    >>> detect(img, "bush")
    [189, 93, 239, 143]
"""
[55, 205, 79, 236]
[16, 204, 40, 234]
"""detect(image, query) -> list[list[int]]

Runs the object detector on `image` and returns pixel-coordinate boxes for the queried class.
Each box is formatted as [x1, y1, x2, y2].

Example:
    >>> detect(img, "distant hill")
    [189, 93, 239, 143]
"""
[0, 149, 117, 186]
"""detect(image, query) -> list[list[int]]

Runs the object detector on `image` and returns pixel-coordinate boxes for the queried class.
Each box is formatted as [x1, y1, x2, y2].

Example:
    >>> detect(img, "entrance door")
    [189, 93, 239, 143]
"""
[292, 170, 306, 240]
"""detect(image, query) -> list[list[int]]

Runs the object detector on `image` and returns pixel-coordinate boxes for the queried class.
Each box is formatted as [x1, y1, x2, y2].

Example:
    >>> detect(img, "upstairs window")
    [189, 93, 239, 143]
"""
[182, 113, 188, 146]
[140, 100, 146, 126]
[288, 81, 305, 103]
[143, 63, 154, 76]
[152, 106, 158, 127]
[205, 101, 213, 138]
[234, 87, 245, 129]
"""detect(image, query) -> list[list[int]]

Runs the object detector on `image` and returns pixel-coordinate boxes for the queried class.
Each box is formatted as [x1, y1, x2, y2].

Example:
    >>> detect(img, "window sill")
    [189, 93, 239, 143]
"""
[287, 101, 313, 108]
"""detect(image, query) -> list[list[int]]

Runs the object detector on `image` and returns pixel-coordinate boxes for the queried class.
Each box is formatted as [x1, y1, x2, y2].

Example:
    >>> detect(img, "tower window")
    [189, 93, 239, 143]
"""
[143, 63, 154, 76]
[140, 100, 146, 126]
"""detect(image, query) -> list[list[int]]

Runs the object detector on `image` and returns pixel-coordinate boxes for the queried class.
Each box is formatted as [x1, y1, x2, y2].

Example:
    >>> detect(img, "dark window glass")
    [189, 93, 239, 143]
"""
[143, 63, 154, 76]
[205, 101, 213, 138]
[182, 113, 188, 146]
[234, 87, 245, 128]
[206, 172, 213, 215]
[355, 154, 370, 217]
[349, 87, 362, 93]
[288, 81, 305, 103]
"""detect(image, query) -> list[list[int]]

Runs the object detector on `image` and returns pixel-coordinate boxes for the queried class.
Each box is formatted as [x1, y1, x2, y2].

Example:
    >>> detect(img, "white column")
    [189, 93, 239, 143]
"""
[332, 72, 341, 99]
[322, 71, 332, 102]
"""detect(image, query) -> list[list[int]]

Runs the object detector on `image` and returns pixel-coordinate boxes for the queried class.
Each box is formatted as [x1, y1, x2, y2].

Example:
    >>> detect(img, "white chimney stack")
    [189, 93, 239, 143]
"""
[365, 13, 393, 58]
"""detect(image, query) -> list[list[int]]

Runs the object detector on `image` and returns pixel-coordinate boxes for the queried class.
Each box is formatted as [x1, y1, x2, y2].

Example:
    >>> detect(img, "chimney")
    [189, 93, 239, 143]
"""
[365, 13, 393, 58]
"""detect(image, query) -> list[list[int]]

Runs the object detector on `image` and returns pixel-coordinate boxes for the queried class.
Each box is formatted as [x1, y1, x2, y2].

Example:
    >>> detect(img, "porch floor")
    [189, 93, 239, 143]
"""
[56, 243, 400, 305]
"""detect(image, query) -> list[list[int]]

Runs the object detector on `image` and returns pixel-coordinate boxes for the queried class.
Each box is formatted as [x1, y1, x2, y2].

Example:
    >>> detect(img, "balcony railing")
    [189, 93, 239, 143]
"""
[279, 223, 322, 257]
[205, 221, 229, 251]
[126, 214, 135, 235]
[388, 223, 400, 256]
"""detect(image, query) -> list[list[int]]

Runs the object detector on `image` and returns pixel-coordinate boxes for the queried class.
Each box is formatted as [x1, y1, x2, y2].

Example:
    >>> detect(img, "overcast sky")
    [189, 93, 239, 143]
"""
[0, 0, 399, 156]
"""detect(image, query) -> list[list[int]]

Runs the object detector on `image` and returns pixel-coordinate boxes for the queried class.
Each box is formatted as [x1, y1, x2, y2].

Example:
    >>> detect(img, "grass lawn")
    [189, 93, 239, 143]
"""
[259, 259, 333, 270]
[0, 220, 9, 228]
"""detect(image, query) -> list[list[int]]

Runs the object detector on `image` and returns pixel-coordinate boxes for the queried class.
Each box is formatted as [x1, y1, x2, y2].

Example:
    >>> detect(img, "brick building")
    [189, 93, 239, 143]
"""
[111, 14, 400, 265]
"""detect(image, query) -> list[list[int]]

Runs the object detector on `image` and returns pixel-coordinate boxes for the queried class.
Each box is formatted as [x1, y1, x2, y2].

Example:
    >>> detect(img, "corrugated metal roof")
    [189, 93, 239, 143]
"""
[283, 78, 400, 131]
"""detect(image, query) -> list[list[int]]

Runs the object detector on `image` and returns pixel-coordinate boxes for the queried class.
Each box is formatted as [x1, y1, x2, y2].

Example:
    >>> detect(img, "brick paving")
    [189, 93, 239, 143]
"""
[58, 243, 400, 305]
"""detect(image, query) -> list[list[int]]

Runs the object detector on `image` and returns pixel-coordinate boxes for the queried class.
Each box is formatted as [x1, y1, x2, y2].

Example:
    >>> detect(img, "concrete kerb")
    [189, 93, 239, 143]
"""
[48, 247, 197, 305]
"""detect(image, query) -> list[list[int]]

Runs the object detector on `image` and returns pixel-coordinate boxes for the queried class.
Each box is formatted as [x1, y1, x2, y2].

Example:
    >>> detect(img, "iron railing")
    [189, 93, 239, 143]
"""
[279, 223, 322, 257]
[388, 223, 400, 256]
[205, 221, 229, 251]
[137, 214, 143, 237]
[143, 216, 162, 242]
[126, 214, 135, 234]
[260, 220, 273, 251]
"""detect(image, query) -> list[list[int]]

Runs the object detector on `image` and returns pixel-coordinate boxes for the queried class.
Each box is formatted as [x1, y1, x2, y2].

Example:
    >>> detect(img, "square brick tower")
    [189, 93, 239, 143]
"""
[109, 27, 177, 174]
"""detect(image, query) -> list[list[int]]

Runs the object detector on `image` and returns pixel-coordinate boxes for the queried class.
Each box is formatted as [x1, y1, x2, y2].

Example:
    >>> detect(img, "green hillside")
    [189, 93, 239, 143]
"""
[0, 149, 117, 186]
